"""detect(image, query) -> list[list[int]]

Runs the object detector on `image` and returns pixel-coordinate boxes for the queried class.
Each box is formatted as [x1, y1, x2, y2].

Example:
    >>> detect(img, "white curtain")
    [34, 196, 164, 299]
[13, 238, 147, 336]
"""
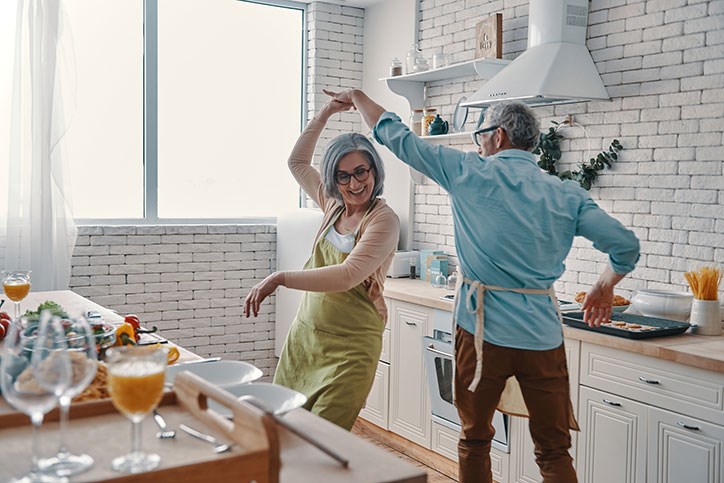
[1, 0, 77, 291]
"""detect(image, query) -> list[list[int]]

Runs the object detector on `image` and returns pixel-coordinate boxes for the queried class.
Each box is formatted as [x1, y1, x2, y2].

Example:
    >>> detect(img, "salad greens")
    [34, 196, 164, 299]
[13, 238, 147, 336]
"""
[22, 300, 69, 320]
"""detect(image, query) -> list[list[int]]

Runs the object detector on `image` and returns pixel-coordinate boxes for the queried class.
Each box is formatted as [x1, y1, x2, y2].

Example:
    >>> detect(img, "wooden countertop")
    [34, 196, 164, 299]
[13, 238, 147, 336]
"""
[384, 278, 724, 374]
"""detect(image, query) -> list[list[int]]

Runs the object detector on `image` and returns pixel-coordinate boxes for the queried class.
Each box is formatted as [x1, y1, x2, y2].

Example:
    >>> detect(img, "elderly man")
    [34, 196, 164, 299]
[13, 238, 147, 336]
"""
[325, 88, 640, 483]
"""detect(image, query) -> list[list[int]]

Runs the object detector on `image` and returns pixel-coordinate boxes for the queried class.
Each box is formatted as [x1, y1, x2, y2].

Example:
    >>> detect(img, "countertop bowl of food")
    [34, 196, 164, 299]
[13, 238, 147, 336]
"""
[574, 292, 631, 313]
[165, 359, 262, 387]
[630, 289, 693, 322]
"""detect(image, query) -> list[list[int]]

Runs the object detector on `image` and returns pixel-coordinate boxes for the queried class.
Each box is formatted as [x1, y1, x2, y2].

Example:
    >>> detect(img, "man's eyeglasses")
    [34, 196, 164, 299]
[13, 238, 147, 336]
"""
[471, 125, 500, 147]
[335, 166, 373, 185]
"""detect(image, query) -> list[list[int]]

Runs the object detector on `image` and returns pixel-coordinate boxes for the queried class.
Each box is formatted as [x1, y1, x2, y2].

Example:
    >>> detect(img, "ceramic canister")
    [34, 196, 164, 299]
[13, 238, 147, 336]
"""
[690, 299, 722, 336]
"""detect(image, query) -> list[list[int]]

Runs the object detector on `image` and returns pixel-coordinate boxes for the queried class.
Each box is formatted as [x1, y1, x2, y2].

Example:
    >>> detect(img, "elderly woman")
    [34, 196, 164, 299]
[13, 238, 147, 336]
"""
[243, 98, 399, 430]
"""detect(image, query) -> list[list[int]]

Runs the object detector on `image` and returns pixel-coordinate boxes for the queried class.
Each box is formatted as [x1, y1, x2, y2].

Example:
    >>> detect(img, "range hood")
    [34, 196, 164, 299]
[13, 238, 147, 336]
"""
[462, 0, 609, 108]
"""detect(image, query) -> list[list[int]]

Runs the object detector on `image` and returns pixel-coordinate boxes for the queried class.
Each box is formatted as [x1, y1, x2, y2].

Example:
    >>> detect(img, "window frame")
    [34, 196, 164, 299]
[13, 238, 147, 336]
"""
[74, 0, 307, 225]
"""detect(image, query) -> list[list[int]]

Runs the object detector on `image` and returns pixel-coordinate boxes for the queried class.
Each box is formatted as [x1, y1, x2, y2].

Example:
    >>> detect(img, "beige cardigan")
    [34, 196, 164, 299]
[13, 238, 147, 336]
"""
[282, 118, 400, 323]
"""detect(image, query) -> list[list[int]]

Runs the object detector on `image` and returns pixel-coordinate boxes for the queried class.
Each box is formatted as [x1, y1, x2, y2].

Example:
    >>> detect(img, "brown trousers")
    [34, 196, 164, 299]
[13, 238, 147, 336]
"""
[455, 327, 577, 483]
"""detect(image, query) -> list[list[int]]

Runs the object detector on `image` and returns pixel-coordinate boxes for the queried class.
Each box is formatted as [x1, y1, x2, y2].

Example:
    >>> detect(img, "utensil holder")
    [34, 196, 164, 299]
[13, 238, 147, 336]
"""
[690, 299, 722, 336]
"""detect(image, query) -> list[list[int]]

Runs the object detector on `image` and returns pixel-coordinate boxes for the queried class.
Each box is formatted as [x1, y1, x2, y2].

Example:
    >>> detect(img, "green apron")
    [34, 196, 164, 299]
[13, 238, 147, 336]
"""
[273, 207, 384, 430]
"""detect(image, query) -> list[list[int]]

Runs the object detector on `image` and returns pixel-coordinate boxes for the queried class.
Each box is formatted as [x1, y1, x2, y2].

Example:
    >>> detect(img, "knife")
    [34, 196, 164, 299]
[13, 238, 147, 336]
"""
[173, 357, 221, 366]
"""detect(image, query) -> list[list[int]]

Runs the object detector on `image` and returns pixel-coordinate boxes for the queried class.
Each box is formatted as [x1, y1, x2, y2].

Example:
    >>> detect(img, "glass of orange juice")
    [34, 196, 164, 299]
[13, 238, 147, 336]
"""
[107, 345, 167, 473]
[2, 270, 31, 323]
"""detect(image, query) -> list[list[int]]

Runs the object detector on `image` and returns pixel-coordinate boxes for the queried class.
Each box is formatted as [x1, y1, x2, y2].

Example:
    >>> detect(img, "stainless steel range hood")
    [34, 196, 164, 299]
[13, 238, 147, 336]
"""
[462, 0, 609, 108]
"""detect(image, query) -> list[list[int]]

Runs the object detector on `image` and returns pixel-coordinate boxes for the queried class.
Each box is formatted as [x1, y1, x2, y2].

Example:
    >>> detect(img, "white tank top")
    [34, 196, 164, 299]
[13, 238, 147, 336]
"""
[325, 226, 356, 253]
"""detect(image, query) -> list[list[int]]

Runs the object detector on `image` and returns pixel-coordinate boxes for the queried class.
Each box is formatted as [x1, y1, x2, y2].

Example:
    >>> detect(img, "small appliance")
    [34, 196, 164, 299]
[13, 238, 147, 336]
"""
[386, 251, 418, 278]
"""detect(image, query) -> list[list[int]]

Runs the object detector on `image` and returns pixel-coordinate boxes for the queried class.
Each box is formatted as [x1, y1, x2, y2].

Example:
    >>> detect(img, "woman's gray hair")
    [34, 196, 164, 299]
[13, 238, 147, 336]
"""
[484, 101, 540, 151]
[320, 133, 385, 203]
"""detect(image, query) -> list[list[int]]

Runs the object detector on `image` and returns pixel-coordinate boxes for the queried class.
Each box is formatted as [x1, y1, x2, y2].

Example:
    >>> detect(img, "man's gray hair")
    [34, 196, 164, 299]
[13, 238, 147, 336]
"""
[321, 133, 385, 203]
[484, 101, 540, 151]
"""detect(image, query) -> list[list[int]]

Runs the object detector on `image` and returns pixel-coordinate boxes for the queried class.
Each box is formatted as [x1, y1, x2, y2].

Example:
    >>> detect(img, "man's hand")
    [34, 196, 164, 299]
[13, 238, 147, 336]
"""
[323, 88, 356, 105]
[581, 284, 614, 327]
[323, 88, 386, 129]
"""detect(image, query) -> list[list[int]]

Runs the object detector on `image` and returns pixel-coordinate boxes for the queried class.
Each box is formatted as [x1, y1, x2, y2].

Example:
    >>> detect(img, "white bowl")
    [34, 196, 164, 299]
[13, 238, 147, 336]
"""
[630, 290, 693, 321]
[209, 382, 307, 418]
[165, 360, 262, 387]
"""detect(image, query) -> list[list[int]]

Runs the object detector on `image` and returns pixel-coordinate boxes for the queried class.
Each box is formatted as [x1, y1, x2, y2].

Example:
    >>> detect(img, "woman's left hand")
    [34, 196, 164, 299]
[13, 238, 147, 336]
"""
[244, 272, 284, 318]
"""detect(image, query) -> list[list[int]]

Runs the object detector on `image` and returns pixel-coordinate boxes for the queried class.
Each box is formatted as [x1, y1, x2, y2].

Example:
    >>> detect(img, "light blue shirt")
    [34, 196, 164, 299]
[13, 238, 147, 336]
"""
[374, 112, 640, 350]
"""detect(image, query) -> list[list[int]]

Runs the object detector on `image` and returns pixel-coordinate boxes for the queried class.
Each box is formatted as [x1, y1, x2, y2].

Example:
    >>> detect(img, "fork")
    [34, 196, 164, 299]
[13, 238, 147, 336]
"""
[152, 410, 176, 439]
[178, 423, 234, 454]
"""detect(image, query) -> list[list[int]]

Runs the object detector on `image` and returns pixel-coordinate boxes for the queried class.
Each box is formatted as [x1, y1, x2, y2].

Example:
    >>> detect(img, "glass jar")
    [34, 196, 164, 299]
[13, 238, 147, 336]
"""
[413, 56, 430, 73]
[409, 109, 423, 136]
[433, 271, 447, 289]
[390, 57, 403, 77]
[422, 108, 437, 136]
[406, 44, 421, 75]
[432, 50, 449, 70]
[446, 270, 458, 290]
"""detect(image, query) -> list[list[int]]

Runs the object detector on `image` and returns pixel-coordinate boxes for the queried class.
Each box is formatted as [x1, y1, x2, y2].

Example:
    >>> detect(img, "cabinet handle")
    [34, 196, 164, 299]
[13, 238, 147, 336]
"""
[677, 422, 701, 431]
[404, 320, 417, 326]
[639, 376, 660, 385]
[602, 398, 622, 407]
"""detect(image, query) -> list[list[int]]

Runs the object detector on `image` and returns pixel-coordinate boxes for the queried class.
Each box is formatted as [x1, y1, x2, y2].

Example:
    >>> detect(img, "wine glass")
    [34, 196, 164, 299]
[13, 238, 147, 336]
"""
[2, 270, 32, 324]
[37, 317, 98, 477]
[0, 313, 71, 483]
[106, 345, 167, 474]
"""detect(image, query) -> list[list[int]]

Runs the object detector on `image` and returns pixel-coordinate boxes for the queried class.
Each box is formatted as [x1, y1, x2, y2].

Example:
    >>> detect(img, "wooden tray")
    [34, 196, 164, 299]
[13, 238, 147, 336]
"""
[0, 372, 280, 482]
[562, 311, 691, 339]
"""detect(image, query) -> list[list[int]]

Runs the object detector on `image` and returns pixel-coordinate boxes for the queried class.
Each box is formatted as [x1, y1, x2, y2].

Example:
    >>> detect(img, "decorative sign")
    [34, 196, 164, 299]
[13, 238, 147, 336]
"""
[475, 13, 502, 59]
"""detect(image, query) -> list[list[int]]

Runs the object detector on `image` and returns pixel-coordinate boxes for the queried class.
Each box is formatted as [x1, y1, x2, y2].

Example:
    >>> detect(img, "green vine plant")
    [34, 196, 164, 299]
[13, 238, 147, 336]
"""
[533, 119, 623, 190]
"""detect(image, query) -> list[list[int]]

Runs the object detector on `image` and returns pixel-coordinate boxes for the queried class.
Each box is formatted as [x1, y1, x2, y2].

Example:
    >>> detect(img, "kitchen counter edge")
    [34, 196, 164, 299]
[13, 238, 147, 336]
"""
[384, 278, 724, 375]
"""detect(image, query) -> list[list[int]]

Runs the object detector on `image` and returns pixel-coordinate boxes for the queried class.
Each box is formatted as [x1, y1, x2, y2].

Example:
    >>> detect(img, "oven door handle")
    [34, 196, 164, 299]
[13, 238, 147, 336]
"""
[426, 343, 452, 358]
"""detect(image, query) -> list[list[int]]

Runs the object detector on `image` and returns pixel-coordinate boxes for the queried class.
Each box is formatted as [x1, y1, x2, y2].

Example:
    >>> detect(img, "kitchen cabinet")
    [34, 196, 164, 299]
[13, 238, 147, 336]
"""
[431, 419, 510, 483]
[648, 406, 724, 483]
[359, 361, 390, 429]
[579, 342, 724, 482]
[388, 298, 434, 447]
[578, 386, 648, 483]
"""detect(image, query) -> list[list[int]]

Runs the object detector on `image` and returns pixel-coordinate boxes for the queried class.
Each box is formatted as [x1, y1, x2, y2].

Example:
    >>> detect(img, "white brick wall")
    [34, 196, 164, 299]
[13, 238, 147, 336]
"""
[71, 225, 278, 379]
[306, 2, 365, 188]
[414, 0, 724, 301]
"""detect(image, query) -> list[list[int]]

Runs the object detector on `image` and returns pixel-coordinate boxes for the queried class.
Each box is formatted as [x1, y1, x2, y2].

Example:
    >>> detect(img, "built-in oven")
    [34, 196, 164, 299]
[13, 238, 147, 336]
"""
[422, 308, 510, 453]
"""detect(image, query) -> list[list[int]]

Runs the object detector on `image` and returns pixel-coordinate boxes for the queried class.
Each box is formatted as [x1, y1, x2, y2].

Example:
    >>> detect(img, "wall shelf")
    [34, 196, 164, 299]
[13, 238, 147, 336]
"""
[381, 58, 510, 110]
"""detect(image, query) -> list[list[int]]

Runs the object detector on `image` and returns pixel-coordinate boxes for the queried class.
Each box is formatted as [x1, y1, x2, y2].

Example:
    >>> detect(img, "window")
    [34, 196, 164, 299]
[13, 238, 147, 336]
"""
[64, 0, 305, 222]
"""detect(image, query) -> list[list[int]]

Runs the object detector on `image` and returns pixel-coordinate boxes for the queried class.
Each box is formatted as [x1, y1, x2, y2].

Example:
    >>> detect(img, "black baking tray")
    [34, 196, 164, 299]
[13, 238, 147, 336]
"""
[562, 311, 691, 339]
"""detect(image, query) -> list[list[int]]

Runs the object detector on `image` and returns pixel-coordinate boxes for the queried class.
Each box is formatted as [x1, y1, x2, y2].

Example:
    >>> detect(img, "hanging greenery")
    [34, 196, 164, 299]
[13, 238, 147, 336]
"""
[533, 120, 623, 190]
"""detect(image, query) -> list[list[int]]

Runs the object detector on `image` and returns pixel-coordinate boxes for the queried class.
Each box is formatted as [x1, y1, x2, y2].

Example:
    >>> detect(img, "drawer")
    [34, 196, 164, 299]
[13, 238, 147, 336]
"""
[431, 421, 508, 482]
[431, 421, 458, 461]
[380, 327, 390, 364]
[580, 342, 724, 425]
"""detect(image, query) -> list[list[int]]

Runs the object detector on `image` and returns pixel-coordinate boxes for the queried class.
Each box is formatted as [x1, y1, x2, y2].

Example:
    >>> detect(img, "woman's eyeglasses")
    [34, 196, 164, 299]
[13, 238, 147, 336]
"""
[471, 125, 500, 147]
[335, 166, 373, 185]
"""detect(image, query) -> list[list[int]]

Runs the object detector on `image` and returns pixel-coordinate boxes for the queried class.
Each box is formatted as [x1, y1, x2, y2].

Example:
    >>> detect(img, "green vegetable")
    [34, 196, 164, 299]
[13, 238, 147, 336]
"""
[22, 300, 69, 320]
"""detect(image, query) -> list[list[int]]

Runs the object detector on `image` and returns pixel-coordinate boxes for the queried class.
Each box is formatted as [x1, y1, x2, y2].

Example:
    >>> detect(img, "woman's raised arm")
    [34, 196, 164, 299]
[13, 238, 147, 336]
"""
[288, 99, 353, 207]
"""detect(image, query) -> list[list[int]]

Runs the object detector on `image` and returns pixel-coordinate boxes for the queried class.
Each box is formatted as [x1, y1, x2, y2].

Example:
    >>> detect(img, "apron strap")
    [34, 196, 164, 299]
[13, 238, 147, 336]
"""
[454, 275, 558, 392]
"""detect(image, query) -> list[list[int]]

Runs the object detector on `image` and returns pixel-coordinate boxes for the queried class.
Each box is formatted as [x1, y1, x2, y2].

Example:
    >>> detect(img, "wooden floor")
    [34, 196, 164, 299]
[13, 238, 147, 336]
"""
[354, 430, 457, 483]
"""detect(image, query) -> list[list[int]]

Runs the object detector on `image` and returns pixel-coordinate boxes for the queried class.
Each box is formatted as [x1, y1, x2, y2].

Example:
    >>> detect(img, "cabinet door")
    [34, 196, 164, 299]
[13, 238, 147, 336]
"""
[389, 299, 432, 447]
[648, 406, 724, 483]
[578, 386, 647, 483]
[431, 420, 510, 483]
[511, 339, 580, 483]
[359, 361, 390, 429]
